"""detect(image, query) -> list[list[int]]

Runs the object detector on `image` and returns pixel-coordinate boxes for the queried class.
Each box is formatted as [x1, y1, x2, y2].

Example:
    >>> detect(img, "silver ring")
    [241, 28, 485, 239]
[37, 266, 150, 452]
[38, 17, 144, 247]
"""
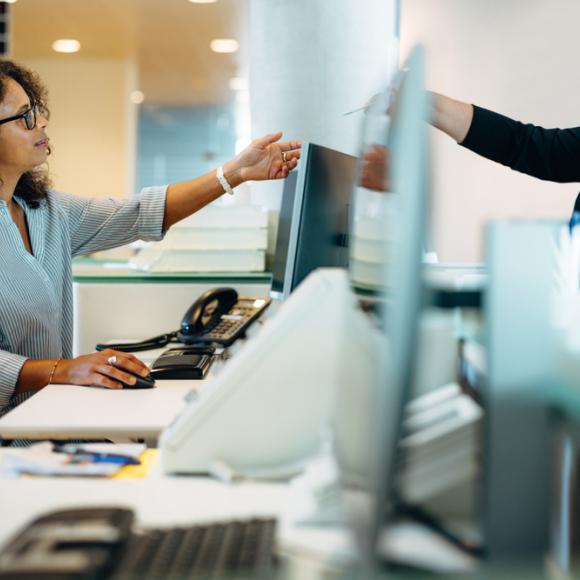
[106, 355, 117, 366]
[282, 151, 288, 163]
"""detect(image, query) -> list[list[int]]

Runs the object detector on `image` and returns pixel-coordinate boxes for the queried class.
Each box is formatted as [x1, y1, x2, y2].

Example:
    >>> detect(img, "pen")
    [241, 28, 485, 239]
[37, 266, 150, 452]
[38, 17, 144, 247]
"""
[54, 444, 142, 464]
[343, 105, 368, 116]
[68, 452, 141, 466]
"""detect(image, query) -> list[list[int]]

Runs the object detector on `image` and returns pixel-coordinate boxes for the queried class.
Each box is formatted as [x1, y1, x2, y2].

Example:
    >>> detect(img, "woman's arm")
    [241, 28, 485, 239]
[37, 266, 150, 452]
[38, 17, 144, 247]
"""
[64, 132, 301, 255]
[429, 92, 474, 144]
[15, 350, 151, 395]
[163, 132, 301, 229]
[430, 92, 580, 183]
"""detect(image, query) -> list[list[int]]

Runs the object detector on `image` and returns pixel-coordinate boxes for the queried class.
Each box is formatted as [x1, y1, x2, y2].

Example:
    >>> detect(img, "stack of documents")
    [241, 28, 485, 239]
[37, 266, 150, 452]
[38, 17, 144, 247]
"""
[131, 204, 268, 273]
[399, 383, 482, 503]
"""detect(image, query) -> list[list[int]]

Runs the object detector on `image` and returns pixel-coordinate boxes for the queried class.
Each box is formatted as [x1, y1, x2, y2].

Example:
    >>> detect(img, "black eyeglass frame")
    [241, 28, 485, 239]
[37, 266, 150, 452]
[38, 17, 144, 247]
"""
[0, 103, 38, 130]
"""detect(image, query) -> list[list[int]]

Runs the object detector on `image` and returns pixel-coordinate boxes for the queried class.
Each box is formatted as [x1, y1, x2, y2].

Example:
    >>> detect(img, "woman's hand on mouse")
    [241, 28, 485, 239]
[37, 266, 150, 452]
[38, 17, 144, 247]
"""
[54, 349, 150, 389]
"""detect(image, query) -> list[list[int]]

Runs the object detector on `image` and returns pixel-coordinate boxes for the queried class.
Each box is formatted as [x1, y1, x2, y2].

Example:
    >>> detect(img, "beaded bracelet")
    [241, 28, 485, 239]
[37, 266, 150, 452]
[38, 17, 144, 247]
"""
[47, 358, 62, 386]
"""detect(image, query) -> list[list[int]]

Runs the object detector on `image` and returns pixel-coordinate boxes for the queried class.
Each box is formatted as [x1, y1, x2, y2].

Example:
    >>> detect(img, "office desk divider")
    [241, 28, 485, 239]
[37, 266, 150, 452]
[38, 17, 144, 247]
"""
[484, 221, 564, 566]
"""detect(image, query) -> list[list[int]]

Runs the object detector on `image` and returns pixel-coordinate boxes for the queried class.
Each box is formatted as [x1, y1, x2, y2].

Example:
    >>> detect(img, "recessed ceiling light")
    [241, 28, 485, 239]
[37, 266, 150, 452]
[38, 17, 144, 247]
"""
[52, 39, 81, 54]
[0, 0, 18, 4]
[229, 77, 248, 91]
[188, 0, 217, 3]
[210, 39, 239, 54]
[130, 91, 145, 104]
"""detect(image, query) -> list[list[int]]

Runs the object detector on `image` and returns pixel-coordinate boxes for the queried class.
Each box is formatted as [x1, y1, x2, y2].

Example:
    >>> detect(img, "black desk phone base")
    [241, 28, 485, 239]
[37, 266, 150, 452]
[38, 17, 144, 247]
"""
[96, 287, 270, 353]
[0, 506, 277, 579]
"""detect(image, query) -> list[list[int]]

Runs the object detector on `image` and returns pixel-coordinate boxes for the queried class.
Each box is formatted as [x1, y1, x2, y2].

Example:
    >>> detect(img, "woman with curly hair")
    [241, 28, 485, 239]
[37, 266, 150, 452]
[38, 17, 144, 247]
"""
[0, 60, 301, 419]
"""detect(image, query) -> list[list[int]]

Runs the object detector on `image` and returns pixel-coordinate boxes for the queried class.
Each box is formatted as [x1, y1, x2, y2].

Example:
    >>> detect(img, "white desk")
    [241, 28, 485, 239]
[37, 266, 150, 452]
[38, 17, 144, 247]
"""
[0, 455, 358, 579]
[0, 476, 292, 549]
[0, 380, 194, 442]
[0, 466, 476, 578]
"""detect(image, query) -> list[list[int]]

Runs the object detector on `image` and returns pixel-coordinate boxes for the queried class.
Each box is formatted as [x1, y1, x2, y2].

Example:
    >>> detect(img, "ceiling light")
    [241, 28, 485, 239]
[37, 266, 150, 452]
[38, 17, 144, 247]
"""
[52, 39, 81, 54]
[0, 0, 18, 4]
[210, 39, 239, 54]
[130, 91, 145, 105]
[229, 77, 248, 91]
[188, 0, 217, 3]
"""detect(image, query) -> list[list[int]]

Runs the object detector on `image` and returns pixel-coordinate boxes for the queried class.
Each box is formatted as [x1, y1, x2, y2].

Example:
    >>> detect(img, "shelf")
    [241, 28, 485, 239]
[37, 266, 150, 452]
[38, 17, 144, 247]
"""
[72, 257, 272, 284]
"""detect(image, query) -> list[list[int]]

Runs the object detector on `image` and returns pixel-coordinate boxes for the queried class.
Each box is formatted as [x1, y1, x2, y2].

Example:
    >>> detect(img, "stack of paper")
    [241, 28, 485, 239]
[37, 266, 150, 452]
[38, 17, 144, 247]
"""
[131, 204, 269, 273]
[398, 383, 483, 503]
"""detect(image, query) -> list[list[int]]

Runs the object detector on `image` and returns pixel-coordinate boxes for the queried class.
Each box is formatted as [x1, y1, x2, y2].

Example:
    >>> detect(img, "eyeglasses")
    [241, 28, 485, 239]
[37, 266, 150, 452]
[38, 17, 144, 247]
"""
[0, 103, 40, 130]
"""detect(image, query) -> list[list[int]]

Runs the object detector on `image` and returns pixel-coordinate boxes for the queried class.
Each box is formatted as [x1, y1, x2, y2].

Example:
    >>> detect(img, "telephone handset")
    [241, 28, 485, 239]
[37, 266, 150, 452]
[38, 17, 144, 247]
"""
[178, 287, 271, 346]
[177, 287, 238, 341]
[96, 287, 270, 352]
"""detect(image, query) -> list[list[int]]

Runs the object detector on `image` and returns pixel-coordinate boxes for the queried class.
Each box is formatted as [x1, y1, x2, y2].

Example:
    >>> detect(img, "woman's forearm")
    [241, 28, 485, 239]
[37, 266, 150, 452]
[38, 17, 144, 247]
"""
[430, 92, 474, 144]
[163, 161, 243, 230]
[162, 132, 300, 231]
[15, 359, 59, 394]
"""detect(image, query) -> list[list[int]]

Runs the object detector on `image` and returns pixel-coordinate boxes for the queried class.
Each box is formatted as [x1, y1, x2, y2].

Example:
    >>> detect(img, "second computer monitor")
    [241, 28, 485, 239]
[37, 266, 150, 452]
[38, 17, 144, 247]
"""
[270, 142, 357, 300]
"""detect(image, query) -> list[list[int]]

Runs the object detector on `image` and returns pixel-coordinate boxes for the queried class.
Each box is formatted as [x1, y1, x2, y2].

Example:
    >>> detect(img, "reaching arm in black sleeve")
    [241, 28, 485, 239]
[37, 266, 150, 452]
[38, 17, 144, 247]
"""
[461, 105, 580, 183]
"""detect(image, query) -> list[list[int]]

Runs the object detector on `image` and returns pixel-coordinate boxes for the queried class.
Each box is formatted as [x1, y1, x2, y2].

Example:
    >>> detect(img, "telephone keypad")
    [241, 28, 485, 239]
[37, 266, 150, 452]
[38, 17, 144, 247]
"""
[198, 298, 270, 346]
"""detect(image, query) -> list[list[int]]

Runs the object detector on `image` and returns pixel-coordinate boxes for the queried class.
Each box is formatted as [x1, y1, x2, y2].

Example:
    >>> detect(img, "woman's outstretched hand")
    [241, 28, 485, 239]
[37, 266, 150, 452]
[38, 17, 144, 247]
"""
[226, 132, 302, 182]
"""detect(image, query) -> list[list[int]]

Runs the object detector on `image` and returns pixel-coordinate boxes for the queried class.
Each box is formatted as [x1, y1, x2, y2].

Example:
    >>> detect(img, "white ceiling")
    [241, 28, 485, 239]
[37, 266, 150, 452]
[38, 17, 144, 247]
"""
[11, 0, 249, 106]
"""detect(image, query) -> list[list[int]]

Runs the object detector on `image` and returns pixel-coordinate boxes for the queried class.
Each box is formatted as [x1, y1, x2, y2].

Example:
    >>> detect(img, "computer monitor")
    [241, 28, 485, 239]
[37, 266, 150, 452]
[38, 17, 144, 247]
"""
[270, 143, 357, 300]
[334, 45, 430, 571]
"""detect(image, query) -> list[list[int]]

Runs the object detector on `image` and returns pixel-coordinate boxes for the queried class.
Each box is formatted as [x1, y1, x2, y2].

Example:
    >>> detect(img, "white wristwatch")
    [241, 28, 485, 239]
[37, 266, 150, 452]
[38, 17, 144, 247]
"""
[216, 166, 235, 196]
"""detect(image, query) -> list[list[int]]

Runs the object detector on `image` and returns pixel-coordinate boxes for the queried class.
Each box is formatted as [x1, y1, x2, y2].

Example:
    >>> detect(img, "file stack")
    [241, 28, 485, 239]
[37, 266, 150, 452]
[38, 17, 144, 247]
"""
[130, 204, 268, 273]
[349, 191, 396, 291]
[399, 383, 483, 503]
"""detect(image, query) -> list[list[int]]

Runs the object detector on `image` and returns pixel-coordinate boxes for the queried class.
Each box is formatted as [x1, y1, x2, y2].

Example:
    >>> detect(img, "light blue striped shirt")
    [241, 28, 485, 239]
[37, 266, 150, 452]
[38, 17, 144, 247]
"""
[0, 186, 167, 416]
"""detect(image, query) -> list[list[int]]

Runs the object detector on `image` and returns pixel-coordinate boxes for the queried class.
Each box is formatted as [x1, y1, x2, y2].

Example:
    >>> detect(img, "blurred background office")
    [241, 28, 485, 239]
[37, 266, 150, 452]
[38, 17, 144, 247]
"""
[5, 0, 396, 268]
[4, 0, 580, 264]
[402, 0, 580, 262]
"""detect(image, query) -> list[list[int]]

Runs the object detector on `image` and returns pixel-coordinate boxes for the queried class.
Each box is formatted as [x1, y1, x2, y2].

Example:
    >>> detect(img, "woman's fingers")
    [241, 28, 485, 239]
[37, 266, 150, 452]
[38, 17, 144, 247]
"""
[254, 131, 283, 148]
[83, 349, 150, 389]
[282, 149, 301, 163]
[104, 350, 149, 377]
[89, 369, 124, 390]
[95, 363, 141, 389]
[278, 140, 303, 152]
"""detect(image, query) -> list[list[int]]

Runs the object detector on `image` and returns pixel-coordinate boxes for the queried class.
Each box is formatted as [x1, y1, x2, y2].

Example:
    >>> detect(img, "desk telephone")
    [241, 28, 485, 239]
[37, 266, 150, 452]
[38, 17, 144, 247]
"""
[96, 287, 271, 353]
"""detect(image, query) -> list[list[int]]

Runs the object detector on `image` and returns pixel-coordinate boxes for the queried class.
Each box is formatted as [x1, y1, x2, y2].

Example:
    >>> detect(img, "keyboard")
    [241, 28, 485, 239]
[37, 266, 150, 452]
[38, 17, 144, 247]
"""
[113, 518, 277, 579]
[0, 507, 277, 579]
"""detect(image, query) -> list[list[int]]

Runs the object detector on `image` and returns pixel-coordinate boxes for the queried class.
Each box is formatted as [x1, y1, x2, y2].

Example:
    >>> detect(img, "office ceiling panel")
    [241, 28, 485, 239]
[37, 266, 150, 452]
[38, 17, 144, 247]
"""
[11, 0, 248, 106]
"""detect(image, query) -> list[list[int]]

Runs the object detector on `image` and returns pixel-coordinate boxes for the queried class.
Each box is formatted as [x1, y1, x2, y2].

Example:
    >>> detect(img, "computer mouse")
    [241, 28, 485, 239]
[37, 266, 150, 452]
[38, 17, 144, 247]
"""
[120, 371, 156, 389]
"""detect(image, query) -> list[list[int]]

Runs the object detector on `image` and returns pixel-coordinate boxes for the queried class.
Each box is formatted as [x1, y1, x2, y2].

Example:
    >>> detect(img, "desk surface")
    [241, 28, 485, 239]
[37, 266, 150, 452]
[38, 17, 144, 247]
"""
[72, 257, 272, 284]
[0, 380, 194, 441]
[0, 473, 293, 551]
[0, 464, 479, 578]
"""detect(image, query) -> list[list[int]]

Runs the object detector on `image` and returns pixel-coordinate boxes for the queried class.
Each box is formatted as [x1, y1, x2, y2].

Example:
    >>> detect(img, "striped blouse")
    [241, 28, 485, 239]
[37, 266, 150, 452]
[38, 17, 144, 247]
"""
[0, 186, 167, 417]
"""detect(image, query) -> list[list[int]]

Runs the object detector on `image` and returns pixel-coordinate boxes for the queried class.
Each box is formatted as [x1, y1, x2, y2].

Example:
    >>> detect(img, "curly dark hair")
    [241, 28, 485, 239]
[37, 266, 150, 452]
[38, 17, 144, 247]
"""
[0, 60, 51, 208]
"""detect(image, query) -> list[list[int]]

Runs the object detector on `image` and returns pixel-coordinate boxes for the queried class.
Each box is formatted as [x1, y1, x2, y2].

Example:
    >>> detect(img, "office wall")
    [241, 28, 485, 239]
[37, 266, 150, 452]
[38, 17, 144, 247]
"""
[401, 0, 580, 262]
[248, 0, 397, 215]
[17, 58, 138, 198]
[137, 104, 236, 191]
